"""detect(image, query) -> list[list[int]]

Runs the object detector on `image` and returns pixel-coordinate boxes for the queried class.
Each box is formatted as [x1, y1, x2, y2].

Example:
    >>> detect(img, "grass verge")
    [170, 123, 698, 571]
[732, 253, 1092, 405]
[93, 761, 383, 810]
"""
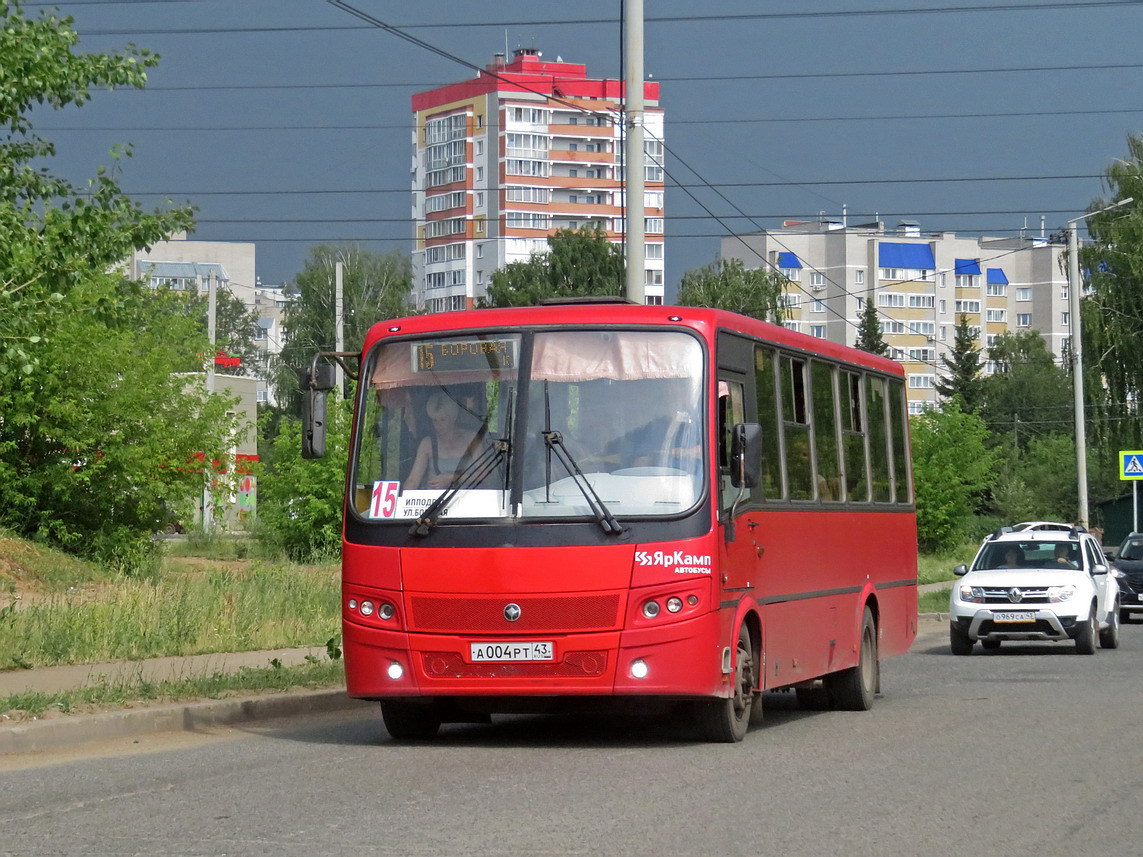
[919, 588, 951, 613]
[1, 559, 340, 669]
[917, 544, 976, 585]
[0, 659, 345, 721]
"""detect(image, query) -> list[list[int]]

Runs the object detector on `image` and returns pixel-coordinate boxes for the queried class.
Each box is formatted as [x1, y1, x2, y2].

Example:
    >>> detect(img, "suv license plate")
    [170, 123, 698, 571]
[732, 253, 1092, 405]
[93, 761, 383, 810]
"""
[471, 641, 554, 662]
[992, 611, 1035, 623]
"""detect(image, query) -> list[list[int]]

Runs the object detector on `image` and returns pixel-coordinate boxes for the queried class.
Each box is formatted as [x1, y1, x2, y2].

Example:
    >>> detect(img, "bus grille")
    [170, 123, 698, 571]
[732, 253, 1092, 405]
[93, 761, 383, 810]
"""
[409, 594, 621, 632]
[421, 651, 608, 678]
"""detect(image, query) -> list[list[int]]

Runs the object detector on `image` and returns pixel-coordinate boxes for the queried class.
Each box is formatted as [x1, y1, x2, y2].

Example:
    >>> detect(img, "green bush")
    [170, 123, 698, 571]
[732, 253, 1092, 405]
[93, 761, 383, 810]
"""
[256, 399, 351, 563]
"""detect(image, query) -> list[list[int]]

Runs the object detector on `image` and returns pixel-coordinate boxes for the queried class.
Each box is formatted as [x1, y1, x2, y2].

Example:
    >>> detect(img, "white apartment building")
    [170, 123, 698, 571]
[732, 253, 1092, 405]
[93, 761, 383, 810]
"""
[721, 218, 1071, 413]
[411, 48, 666, 311]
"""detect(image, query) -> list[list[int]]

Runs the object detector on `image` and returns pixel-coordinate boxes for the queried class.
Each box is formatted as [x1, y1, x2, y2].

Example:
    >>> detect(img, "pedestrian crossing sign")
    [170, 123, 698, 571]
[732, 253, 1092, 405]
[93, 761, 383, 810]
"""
[1120, 450, 1143, 480]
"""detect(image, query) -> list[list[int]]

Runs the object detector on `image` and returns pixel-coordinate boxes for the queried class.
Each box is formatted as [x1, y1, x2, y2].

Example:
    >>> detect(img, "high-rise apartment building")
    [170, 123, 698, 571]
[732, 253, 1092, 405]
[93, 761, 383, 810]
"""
[722, 218, 1071, 413]
[411, 49, 665, 310]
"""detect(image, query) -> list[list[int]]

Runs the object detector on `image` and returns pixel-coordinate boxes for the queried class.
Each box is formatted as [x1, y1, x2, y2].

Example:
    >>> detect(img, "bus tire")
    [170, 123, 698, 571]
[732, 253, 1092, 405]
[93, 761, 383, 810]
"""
[825, 607, 878, 711]
[380, 700, 442, 740]
[694, 624, 755, 742]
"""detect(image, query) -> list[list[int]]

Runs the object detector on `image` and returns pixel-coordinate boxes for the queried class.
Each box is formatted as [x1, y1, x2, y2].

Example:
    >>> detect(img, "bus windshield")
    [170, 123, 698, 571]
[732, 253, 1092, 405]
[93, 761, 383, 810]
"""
[350, 328, 705, 523]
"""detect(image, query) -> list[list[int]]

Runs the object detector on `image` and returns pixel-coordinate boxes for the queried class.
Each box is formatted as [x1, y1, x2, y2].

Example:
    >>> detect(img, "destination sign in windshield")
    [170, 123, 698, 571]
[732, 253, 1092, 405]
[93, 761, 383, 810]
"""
[411, 338, 518, 373]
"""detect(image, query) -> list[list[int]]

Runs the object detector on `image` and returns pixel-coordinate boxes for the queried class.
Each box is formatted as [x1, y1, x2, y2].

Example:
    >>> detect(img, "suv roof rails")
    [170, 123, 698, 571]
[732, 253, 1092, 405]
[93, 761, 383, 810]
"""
[989, 526, 1015, 540]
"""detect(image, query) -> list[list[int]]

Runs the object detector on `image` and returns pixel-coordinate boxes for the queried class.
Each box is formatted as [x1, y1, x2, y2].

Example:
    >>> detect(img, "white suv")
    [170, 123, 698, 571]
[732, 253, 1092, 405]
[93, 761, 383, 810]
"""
[949, 525, 1120, 655]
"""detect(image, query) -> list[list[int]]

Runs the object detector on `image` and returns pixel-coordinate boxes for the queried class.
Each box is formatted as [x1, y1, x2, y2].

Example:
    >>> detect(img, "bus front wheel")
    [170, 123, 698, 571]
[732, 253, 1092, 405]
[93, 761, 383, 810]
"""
[380, 700, 442, 740]
[825, 607, 878, 711]
[694, 624, 755, 743]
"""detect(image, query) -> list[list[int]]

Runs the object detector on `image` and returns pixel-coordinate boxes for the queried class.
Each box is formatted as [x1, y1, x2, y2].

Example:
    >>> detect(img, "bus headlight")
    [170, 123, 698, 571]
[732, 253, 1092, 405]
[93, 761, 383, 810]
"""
[360, 601, 375, 616]
[378, 602, 395, 620]
[630, 659, 649, 679]
[642, 600, 661, 618]
[387, 661, 405, 680]
[666, 597, 683, 613]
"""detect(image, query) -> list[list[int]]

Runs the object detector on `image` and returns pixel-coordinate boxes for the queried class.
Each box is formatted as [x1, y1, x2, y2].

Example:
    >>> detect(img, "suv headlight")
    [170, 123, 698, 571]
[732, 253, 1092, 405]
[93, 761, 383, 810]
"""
[1047, 584, 1076, 603]
[958, 585, 985, 603]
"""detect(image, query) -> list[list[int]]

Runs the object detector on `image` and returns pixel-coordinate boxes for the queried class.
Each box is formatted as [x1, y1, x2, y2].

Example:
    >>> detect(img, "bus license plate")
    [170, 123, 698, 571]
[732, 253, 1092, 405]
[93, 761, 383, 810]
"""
[470, 641, 554, 662]
[992, 611, 1035, 623]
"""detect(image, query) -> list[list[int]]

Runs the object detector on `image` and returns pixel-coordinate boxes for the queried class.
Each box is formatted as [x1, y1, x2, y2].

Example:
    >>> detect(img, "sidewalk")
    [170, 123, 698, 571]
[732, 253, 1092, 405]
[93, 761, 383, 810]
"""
[0, 646, 362, 757]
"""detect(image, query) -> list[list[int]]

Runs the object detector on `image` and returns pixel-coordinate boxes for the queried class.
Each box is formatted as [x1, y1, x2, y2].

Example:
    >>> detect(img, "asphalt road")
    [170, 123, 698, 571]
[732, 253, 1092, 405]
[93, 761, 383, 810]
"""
[2, 618, 1142, 857]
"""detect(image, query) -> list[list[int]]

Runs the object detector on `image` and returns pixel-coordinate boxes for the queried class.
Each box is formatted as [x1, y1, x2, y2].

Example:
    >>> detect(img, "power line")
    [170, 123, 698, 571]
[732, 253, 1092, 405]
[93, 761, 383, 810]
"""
[120, 173, 1104, 196]
[39, 1, 1143, 33]
[69, 61, 1143, 92]
[35, 105, 1143, 132]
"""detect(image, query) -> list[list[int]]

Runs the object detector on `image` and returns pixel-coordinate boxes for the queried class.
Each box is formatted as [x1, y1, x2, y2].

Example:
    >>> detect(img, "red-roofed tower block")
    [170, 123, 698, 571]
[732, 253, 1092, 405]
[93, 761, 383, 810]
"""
[411, 48, 665, 312]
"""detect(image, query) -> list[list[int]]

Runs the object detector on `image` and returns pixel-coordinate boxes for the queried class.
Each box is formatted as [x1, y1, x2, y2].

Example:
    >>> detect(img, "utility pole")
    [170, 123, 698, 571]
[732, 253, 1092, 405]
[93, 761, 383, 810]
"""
[623, 0, 645, 304]
[1067, 196, 1133, 529]
[335, 260, 345, 394]
[204, 269, 216, 533]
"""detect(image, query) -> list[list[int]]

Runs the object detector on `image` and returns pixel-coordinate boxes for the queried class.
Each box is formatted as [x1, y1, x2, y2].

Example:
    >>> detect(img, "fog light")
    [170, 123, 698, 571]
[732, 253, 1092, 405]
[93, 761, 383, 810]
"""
[348, 599, 358, 610]
[630, 659, 649, 679]
[360, 601, 375, 616]
[387, 661, 404, 680]
[379, 602, 395, 620]
[666, 597, 683, 613]
[642, 600, 661, 618]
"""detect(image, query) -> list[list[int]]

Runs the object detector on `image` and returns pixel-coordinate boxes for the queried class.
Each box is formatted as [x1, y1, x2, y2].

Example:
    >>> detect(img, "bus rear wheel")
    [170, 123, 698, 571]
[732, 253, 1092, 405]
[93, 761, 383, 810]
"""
[825, 607, 878, 711]
[694, 624, 755, 743]
[380, 700, 442, 740]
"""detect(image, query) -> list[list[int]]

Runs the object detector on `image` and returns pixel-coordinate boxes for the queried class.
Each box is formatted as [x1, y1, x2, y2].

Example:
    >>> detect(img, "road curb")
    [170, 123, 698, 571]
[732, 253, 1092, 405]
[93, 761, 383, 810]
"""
[0, 688, 367, 756]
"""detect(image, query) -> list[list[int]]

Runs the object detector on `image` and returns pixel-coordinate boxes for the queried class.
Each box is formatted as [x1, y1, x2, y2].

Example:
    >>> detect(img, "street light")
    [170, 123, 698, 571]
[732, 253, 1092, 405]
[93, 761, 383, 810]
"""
[1067, 196, 1133, 528]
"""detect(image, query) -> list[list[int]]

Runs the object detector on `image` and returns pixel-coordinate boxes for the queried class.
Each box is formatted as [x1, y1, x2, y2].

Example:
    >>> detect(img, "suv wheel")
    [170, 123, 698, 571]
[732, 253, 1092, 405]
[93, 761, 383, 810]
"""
[1075, 605, 1098, 655]
[1099, 602, 1121, 649]
[950, 623, 974, 656]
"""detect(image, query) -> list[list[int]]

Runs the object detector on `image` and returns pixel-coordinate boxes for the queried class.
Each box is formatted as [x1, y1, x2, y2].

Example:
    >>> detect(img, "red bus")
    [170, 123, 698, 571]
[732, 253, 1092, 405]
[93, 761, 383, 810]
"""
[304, 300, 918, 742]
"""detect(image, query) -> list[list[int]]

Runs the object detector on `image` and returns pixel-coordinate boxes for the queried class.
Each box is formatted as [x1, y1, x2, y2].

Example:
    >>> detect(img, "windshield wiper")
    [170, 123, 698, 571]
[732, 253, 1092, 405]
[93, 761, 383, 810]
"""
[540, 382, 625, 536]
[409, 391, 514, 537]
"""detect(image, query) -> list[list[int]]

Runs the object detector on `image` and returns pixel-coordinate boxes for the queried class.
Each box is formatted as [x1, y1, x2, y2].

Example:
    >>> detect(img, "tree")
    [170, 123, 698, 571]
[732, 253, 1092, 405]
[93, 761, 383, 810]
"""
[910, 400, 998, 552]
[163, 287, 261, 376]
[0, 3, 234, 568]
[855, 295, 889, 356]
[980, 330, 1072, 449]
[274, 245, 413, 409]
[1079, 133, 1143, 452]
[256, 398, 352, 562]
[675, 258, 788, 322]
[481, 226, 625, 307]
[934, 314, 984, 411]
[0, 3, 193, 375]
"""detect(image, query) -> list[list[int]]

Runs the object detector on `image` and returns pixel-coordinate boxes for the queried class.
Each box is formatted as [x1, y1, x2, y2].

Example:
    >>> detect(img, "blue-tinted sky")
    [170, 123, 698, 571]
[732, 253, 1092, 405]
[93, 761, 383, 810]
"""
[26, 0, 1143, 292]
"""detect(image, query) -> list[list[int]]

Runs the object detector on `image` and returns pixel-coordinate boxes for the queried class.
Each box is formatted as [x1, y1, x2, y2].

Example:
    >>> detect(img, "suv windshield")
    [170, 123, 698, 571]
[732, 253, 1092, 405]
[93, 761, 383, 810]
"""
[350, 328, 705, 524]
[974, 540, 1081, 571]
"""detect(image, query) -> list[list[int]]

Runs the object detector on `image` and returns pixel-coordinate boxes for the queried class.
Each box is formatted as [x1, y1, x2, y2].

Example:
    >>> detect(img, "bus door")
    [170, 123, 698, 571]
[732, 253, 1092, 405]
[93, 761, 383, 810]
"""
[715, 334, 763, 660]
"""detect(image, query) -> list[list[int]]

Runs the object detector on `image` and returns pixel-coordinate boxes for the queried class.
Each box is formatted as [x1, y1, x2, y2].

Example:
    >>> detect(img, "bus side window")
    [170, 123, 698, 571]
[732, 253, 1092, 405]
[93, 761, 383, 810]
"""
[865, 375, 892, 502]
[887, 378, 912, 504]
[753, 345, 783, 499]
[840, 371, 869, 502]
[718, 380, 746, 512]
[811, 360, 842, 502]
[782, 355, 813, 501]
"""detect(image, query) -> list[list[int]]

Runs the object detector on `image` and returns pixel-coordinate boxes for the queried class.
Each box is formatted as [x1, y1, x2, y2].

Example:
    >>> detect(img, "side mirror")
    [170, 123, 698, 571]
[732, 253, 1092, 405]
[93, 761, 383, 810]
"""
[300, 364, 334, 459]
[953, 564, 968, 577]
[1092, 563, 1109, 576]
[730, 422, 762, 489]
